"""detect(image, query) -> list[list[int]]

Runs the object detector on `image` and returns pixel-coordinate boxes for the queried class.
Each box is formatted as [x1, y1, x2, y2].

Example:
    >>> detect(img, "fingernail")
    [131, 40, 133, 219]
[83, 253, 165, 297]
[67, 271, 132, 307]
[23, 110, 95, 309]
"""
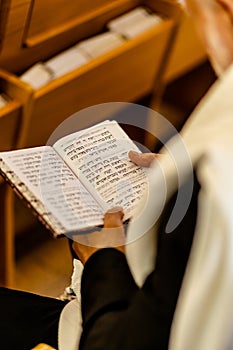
[106, 206, 123, 214]
[128, 150, 139, 156]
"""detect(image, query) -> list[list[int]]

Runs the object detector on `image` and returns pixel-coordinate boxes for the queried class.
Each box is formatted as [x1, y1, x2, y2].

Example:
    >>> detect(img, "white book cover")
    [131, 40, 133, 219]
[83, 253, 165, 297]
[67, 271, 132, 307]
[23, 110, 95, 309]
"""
[107, 7, 162, 39]
[45, 46, 89, 79]
[118, 15, 163, 39]
[20, 62, 53, 89]
[77, 32, 125, 59]
[107, 7, 150, 32]
[0, 94, 9, 108]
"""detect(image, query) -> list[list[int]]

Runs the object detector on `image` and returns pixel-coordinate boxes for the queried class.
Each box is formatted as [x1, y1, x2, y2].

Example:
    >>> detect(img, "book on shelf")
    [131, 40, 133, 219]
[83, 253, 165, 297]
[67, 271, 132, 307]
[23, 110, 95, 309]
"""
[77, 32, 125, 59]
[19, 32, 124, 89]
[107, 7, 163, 39]
[0, 120, 148, 237]
[0, 93, 10, 108]
[20, 62, 54, 89]
[19, 6, 163, 89]
[45, 46, 89, 79]
[20, 47, 89, 89]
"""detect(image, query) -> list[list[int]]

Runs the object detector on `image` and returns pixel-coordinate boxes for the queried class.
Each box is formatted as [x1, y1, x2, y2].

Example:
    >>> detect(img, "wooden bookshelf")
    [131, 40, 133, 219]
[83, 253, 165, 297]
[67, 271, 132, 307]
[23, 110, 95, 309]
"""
[0, 0, 181, 148]
[23, 22, 177, 146]
[0, 0, 180, 73]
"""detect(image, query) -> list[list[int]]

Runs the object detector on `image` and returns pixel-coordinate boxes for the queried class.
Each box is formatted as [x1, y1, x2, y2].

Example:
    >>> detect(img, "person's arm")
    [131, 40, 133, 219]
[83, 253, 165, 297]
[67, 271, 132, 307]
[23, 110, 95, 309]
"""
[72, 208, 140, 349]
[73, 154, 199, 350]
[73, 153, 174, 350]
[79, 248, 139, 349]
[78, 240, 187, 350]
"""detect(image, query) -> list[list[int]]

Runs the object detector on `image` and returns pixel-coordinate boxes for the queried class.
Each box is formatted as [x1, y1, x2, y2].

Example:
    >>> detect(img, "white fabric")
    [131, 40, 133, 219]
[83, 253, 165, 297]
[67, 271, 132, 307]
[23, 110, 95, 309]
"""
[58, 259, 83, 350]
[168, 64, 233, 350]
[169, 148, 233, 350]
[127, 63, 233, 349]
[59, 63, 233, 349]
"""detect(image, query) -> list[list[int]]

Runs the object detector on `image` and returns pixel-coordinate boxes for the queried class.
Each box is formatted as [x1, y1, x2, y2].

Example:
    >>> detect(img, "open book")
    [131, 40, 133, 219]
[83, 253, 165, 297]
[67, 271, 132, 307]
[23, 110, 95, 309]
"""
[0, 121, 148, 237]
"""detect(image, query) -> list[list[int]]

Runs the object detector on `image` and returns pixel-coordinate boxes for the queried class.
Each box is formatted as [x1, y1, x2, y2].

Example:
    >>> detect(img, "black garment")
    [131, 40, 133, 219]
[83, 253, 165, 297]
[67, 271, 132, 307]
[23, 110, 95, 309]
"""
[0, 287, 66, 350]
[0, 175, 199, 350]
[79, 175, 200, 350]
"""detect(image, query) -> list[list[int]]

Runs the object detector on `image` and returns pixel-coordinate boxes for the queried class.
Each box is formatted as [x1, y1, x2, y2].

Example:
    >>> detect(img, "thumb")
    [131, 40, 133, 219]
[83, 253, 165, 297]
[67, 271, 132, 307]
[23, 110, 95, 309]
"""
[128, 151, 158, 167]
[104, 206, 124, 228]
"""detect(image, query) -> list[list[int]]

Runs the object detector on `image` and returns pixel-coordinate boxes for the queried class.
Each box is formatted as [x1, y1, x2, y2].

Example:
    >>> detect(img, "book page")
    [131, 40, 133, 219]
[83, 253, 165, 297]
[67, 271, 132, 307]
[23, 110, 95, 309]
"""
[0, 146, 103, 234]
[54, 121, 149, 220]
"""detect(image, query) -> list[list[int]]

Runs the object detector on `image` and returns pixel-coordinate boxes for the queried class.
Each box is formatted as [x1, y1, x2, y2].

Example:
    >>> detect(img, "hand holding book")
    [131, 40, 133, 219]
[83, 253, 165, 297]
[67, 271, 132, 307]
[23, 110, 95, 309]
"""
[72, 206, 124, 264]
[0, 121, 149, 237]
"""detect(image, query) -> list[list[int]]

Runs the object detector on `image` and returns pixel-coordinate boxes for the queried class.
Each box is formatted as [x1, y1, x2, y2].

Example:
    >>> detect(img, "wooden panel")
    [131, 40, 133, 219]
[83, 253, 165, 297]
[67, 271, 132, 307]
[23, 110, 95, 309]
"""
[0, 183, 14, 286]
[0, 0, 138, 72]
[0, 0, 33, 71]
[0, 69, 35, 149]
[164, 11, 207, 83]
[26, 0, 182, 45]
[0, 0, 10, 53]
[145, 0, 182, 19]
[0, 68, 33, 151]
[23, 0, 136, 47]
[26, 0, 111, 39]
[0, 102, 21, 151]
[3, 0, 180, 147]
[0, 69, 34, 287]
[0, 0, 182, 73]
[0, 101, 17, 283]
[22, 18, 175, 146]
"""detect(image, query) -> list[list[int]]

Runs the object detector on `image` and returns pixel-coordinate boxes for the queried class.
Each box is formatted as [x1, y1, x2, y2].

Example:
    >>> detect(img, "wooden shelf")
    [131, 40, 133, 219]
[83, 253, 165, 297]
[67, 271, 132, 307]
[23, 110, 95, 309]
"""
[3, 0, 180, 147]
[163, 11, 207, 83]
[24, 0, 123, 47]
[0, 0, 181, 73]
[28, 25, 174, 145]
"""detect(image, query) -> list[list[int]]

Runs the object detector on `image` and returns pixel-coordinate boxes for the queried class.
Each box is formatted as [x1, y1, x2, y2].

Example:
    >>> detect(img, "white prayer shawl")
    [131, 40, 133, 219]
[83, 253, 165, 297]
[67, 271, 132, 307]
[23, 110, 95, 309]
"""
[169, 66, 233, 350]
[59, 63, 233, 350]
[127, 63, 233, 350]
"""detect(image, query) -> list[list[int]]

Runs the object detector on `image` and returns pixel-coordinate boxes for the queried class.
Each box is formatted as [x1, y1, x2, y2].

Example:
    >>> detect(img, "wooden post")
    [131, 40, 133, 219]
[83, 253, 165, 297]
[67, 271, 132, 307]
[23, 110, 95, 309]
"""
[0, 182, 14, 286]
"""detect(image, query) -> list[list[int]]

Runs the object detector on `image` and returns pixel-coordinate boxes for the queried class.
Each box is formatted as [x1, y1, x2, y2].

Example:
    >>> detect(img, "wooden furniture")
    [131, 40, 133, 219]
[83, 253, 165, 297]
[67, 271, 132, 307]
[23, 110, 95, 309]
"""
[0, 0, 183, 286]
[0, 0, 180, 73]
[0, 69, 33, 285]
[164, 10, 206, 83]
[145, 8, 207, 148]
[0, 0, 182, 147]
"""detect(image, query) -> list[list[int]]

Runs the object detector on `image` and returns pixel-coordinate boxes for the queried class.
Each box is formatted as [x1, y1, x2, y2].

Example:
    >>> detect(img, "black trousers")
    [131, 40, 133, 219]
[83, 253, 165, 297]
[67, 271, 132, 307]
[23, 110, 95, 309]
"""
[0, 287, 66, 350]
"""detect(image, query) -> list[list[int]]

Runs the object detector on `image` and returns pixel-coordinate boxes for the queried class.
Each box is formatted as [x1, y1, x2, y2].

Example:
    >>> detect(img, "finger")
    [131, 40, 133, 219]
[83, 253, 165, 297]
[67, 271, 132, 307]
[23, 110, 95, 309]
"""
[104, 207, 124, 228]
[128, 151, 158, 167]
